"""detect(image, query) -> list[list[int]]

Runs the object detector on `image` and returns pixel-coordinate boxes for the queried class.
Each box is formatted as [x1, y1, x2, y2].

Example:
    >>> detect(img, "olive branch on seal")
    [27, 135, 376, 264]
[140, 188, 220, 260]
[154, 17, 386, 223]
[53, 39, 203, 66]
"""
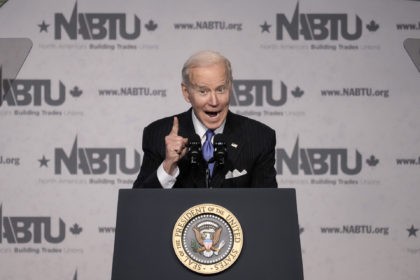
[190, 240, 199, 253]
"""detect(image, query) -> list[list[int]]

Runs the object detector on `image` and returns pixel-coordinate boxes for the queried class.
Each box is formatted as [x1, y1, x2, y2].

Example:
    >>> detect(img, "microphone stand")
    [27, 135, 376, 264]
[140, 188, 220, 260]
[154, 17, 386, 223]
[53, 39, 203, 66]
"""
[206, 134, 227, 188]
[205, 167, 210, 188]
[189, 133, 227, 188]
[205, 159, 214, 189]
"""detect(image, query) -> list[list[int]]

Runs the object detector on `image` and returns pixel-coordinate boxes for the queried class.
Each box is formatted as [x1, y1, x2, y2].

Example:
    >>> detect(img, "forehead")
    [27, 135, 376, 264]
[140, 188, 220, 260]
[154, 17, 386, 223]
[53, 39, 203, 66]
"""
[189, 63, 227, 86]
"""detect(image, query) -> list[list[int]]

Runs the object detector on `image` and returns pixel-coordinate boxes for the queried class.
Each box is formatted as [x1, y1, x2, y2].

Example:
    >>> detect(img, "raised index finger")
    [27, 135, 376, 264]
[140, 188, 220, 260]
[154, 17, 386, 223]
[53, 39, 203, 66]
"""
[170, 116, 179, 135]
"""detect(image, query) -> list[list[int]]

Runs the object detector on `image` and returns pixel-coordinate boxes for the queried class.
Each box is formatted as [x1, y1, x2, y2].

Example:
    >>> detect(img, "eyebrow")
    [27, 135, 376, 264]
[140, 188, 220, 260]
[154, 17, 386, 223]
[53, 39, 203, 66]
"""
[193, 83, 227, 89]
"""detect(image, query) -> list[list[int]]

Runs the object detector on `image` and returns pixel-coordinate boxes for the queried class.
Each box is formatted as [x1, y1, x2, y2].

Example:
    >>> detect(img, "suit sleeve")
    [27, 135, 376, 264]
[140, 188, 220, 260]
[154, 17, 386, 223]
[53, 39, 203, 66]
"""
[250, 128, 278, 188]
[132, 125, 165, 188]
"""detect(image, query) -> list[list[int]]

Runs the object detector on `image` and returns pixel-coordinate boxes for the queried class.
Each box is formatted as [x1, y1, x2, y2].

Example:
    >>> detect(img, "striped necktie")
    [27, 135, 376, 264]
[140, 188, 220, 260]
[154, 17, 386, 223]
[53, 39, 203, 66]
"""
[202, 129, 215, 176]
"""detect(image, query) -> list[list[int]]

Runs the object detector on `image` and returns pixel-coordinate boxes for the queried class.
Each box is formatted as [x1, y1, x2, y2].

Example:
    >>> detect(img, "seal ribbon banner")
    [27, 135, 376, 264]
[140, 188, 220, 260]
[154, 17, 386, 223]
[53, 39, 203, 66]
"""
[172, 203, 243, 275]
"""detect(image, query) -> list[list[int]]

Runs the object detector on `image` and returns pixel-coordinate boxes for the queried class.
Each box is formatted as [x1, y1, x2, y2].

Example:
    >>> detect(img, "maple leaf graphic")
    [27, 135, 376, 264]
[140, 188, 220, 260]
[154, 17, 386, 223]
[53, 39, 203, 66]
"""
[291, 86, 304, 98]
[70, 223, 83, 235]
[145, 20, 158, 31]
[366, 20, 379, 32]
[366, 155, 379, 166]
[70, 86, 83, 97]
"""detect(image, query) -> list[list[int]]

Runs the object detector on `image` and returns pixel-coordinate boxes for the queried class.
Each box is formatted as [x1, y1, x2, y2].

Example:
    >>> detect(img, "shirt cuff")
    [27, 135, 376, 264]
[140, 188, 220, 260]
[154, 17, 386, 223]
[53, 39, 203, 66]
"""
[157, 163, 179, 189]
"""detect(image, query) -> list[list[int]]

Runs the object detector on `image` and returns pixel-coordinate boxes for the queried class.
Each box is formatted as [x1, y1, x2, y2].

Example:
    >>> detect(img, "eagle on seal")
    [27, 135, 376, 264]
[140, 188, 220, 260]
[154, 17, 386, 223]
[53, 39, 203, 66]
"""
[193, 227, 223, 257]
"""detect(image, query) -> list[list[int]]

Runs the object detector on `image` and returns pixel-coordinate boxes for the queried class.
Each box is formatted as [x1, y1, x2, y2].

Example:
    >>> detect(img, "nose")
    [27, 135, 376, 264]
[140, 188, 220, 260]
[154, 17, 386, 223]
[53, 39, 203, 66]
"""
[208, 91, 219, 106]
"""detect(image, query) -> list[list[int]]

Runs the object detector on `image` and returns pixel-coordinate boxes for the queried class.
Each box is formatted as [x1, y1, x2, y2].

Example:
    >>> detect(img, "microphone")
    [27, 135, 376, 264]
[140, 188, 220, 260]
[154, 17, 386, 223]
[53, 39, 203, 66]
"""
[213, 134, 227, 167]
[187, 134, 202, 165]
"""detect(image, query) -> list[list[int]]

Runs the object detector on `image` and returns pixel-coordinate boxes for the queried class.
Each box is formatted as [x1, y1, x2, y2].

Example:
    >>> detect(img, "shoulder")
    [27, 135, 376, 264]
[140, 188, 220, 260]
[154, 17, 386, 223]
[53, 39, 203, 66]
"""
[144, 110, 189, 134]
[144, 115, 172, 133]
[227, 111, 276, 148]
[228, 111, 275, 136]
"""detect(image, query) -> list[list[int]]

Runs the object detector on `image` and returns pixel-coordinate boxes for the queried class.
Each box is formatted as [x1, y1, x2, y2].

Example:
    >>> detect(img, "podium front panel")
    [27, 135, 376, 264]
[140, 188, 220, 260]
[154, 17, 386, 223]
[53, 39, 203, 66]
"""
[111, 188, 303, 280]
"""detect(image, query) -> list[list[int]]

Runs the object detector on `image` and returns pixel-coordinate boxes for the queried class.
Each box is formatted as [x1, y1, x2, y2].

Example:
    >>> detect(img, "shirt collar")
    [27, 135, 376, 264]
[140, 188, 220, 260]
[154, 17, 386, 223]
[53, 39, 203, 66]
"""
[191, 110, 225, 142]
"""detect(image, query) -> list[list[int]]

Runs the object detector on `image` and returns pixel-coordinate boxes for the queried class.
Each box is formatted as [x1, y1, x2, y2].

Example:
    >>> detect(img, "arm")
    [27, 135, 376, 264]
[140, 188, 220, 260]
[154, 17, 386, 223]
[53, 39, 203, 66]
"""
[132, 125, 164, 188]
[133, 117, 188, 188]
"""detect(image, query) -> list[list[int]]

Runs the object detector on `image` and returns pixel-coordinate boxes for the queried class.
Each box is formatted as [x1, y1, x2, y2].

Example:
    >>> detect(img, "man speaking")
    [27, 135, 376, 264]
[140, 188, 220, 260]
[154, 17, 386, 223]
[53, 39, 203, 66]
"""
[133, 51, 277, 189]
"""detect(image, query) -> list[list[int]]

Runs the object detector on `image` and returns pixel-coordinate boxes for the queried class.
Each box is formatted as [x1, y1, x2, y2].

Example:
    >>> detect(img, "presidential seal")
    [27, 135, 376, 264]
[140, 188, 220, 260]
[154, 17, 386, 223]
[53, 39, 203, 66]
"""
[172, 203, 243, 275]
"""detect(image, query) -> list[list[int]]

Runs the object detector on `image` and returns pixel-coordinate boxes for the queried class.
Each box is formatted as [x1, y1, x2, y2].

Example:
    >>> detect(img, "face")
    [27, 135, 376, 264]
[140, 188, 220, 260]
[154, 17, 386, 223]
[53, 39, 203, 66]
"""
[182, 63, 231, 130]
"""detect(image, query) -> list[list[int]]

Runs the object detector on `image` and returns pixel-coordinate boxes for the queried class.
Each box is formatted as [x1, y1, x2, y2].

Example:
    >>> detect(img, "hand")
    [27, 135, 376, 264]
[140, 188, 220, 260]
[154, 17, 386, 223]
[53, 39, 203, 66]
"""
[163, 117, 188, 175]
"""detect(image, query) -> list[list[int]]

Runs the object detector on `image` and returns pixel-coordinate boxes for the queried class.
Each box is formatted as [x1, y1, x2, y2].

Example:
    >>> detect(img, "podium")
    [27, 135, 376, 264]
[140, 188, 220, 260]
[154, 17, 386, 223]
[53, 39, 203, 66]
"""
[111, 188, 303, 279]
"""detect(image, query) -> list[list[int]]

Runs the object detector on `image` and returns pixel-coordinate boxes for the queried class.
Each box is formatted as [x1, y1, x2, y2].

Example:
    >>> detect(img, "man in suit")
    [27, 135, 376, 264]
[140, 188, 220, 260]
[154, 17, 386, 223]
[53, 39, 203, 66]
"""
[133, 51, 277, 188]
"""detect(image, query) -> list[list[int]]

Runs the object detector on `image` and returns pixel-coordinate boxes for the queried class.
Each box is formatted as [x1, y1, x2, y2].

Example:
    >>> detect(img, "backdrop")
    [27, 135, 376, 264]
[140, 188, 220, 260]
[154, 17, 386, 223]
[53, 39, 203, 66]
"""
[1, 0, 419, 279]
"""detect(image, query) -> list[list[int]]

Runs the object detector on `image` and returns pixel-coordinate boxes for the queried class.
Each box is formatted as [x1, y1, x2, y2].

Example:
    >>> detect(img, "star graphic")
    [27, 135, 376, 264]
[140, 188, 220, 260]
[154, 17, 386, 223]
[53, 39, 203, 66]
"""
[260, 21, 271, 33]
[38, 20, 49, 33]
[407, 225, 418, 237]
[38, 155, 50, 167]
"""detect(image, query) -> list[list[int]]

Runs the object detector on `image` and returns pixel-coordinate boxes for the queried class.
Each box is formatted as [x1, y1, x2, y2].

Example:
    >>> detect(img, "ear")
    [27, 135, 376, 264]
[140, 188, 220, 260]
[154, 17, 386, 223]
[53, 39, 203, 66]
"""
[181, 83, 191, 103]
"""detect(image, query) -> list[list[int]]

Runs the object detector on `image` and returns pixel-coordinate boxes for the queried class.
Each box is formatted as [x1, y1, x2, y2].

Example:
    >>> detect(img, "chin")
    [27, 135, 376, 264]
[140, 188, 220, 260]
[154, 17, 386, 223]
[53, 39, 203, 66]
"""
[202, 118, 222, 130]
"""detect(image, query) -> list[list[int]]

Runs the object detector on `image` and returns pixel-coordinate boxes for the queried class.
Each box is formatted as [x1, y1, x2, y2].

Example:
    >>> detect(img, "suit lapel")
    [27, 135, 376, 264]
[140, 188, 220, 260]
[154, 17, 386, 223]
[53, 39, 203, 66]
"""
[210, 112, 244, 188]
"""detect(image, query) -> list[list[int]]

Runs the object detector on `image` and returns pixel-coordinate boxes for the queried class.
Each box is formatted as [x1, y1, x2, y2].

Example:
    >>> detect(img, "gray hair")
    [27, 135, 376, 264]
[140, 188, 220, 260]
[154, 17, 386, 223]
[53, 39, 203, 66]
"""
[181, 50, 233, 87]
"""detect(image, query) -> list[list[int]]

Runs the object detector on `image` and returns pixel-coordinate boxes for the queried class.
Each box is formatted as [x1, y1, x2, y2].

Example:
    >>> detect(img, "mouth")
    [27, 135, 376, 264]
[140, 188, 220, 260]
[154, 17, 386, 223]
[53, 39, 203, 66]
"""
[205, 111, 219, 118]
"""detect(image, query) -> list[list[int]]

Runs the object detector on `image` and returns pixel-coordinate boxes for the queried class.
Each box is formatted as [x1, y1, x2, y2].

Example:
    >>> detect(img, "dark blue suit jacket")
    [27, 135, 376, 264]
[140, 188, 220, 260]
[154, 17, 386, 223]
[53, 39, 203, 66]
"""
[133, 109, 277, 188]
